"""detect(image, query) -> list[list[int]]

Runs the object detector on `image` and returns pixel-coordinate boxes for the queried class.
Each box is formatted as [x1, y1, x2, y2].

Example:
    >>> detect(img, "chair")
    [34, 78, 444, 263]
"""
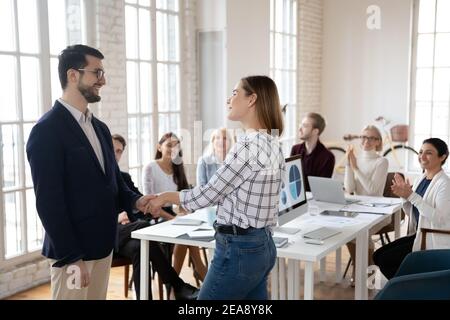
[374, 249, 450, 299]
[111, 254, 133, 298]
[375, 227, 450, 299]
[374, 172, 406, 245]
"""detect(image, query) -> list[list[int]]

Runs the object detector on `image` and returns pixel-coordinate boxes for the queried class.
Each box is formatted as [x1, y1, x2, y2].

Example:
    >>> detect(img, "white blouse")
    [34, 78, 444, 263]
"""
[344, 150, 388, 196]
[142, 161, 178, 202]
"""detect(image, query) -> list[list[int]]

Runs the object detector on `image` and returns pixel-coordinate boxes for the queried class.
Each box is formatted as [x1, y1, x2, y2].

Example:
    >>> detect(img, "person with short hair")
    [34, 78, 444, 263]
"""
[26, 45, 154, 300]
[290, 112, 335, 191]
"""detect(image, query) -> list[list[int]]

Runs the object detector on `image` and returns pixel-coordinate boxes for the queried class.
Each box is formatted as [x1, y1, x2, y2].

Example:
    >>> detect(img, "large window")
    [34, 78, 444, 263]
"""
[125, 0, 182, 188]
[270, 0, 297, 156]
[411, 0, 450, 171]
[0, 0, 84, 267]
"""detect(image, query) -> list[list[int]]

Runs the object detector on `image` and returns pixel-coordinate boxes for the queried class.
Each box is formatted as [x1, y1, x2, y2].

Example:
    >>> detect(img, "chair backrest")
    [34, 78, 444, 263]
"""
[420, 228, 450, 250]
[383, 172, 404, 198]
[375, 249, 450, 300]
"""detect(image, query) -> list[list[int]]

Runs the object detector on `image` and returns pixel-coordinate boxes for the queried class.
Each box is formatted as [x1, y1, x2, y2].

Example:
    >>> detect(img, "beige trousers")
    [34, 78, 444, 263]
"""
[49, 251, 113, 300]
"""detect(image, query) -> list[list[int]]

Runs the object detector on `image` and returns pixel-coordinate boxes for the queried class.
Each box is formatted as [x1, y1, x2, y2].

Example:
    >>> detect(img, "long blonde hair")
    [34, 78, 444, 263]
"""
[240, 76, 284, 136]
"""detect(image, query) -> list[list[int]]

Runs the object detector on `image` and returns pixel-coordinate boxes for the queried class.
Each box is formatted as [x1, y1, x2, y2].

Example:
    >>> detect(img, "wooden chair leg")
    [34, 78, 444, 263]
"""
[202, 247, 209, 268]
[124, 265, 129, 298]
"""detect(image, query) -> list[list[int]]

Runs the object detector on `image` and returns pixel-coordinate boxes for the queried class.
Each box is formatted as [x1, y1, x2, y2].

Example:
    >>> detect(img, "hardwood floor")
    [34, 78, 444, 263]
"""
[6, 247, 379, 300]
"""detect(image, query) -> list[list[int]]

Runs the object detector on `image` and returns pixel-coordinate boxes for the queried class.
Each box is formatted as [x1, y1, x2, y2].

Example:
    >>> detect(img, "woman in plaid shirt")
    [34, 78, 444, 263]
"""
[149, 75, 285, 300]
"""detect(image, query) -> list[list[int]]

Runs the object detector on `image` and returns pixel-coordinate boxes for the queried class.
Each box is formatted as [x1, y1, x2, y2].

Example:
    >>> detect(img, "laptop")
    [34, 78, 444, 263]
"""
[308, 176, 359, 205]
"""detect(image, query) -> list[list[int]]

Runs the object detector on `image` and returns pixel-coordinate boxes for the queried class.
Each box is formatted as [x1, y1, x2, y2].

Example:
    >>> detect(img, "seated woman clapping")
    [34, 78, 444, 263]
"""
[373, 138, 450, 279]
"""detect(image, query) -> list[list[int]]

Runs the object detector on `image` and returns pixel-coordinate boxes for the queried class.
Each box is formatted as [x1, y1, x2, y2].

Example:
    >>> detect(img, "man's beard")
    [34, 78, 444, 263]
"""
[78, 82, 101, 103]
[300, 132, 311, 141]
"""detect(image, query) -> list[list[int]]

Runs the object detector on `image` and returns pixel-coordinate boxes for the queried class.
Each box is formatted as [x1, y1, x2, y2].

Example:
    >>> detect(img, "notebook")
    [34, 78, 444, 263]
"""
[172, 218, 203, 226]
[303, 227, 341, 241]
[273, 236, 289, 248]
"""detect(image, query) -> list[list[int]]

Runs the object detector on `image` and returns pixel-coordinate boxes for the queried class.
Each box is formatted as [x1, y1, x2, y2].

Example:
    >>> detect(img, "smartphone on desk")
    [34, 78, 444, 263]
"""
[320, 210, 358, 218]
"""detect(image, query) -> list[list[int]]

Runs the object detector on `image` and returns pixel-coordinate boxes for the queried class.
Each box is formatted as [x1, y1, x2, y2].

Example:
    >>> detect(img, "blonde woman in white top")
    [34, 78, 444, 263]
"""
[143, 132, 208, 282]
[344, 125, 389, 283]
[344, 125, 389, 196]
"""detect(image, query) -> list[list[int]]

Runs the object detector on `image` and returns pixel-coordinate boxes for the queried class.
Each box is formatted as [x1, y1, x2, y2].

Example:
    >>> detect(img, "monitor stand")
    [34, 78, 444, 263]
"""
[273, 226, 301, 235]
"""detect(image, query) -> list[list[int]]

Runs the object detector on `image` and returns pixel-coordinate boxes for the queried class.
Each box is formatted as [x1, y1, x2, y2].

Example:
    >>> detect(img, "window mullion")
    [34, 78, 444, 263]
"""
[0, 127, 5, 263]
[151, 0, 159, 144]
[38, 0, 52, 112]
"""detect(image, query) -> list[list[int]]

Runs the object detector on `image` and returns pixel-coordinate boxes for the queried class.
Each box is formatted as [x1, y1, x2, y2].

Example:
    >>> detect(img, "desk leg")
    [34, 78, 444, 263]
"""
[394, 210, 401, 239]
[271, 259, 279, 300]
[287, 259, 295, 299]
[279, 258, 286, 300]
[140, 240, 149, 300]
[319, 257, 326, 282]
[335, 248, 342, 284]
[294, 261, 300, 299]
[304, 261, 314, 300]
[355, 229, 369, 300]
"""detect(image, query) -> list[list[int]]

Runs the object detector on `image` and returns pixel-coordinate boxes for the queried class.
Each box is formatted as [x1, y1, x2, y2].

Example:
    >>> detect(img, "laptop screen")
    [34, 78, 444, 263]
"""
[278, 155, 307, 224]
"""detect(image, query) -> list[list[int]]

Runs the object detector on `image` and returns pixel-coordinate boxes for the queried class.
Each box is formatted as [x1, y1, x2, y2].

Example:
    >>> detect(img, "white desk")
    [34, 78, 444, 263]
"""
[132, 197, 401, 300]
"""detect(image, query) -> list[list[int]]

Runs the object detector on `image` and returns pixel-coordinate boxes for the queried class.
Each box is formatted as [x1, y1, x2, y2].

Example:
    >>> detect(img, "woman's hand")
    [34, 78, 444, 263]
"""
[346, 146, 358, 171]
[391, 173, 413, 199]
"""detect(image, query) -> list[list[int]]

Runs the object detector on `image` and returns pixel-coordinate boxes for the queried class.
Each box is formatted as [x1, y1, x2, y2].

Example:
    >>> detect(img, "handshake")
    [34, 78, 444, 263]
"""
[135, 192, 180, 218]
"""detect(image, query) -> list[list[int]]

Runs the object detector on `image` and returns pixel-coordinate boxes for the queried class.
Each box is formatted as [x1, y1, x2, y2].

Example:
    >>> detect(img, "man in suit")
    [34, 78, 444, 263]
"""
[26, 45, 154, 300]
[290, 112, 335, 191]
[112, 134, 199, 300]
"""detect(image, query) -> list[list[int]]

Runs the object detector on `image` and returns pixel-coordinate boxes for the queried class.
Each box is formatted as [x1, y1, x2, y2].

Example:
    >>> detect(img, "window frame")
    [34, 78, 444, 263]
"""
[125, 0, 184, 189]
[0, 0, 84, 269]
[269, 0, 298, 156]
[410, 0, 450, 172]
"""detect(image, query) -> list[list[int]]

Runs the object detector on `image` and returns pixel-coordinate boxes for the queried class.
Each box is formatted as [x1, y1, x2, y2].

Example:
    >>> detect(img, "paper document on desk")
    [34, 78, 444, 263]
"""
[187, 230, 215, 238]
[301, 216, 362, 228]
[341, 203, 398, 214]
[139, 223, 199, 238]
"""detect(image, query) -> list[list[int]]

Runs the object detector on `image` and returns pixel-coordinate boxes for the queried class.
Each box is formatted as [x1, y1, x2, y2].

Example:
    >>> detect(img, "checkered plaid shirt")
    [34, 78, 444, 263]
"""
[180, 131, 285, 229]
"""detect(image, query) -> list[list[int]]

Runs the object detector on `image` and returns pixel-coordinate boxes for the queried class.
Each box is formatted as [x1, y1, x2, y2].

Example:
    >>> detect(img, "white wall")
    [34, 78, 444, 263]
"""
[321, 0, 413, 143]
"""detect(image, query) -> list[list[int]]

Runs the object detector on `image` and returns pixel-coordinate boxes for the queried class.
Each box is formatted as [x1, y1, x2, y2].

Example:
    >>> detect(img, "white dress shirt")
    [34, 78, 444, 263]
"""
[58, 98, 105, 173]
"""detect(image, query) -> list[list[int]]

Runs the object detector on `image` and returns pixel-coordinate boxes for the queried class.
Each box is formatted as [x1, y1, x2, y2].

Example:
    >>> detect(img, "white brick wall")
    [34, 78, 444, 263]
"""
[94, 0, 129, 169]
[0, 258, 50, 299]
[298, 0, 323, 118]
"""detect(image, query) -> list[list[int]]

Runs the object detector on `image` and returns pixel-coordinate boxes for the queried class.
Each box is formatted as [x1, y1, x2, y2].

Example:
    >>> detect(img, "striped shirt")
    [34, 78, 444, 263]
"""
[180, 131, 285, 229]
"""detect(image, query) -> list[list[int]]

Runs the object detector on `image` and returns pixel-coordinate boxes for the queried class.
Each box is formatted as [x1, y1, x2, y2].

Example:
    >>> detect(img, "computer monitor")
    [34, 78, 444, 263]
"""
[277, 155, 308, 232]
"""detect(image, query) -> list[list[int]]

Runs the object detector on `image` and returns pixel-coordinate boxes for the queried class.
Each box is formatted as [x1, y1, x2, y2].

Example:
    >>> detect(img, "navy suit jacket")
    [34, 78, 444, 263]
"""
[26, 101, 141, 267]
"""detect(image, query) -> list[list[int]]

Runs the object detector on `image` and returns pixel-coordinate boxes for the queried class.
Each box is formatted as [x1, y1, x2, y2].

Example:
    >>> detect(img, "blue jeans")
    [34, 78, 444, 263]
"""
[198, 227, 276, 300]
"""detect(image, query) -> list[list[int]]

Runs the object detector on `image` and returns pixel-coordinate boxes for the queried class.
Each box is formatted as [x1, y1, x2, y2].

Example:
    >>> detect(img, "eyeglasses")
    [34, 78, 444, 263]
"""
[77, 68, 105, 80]
[360, 135, 380, 142]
